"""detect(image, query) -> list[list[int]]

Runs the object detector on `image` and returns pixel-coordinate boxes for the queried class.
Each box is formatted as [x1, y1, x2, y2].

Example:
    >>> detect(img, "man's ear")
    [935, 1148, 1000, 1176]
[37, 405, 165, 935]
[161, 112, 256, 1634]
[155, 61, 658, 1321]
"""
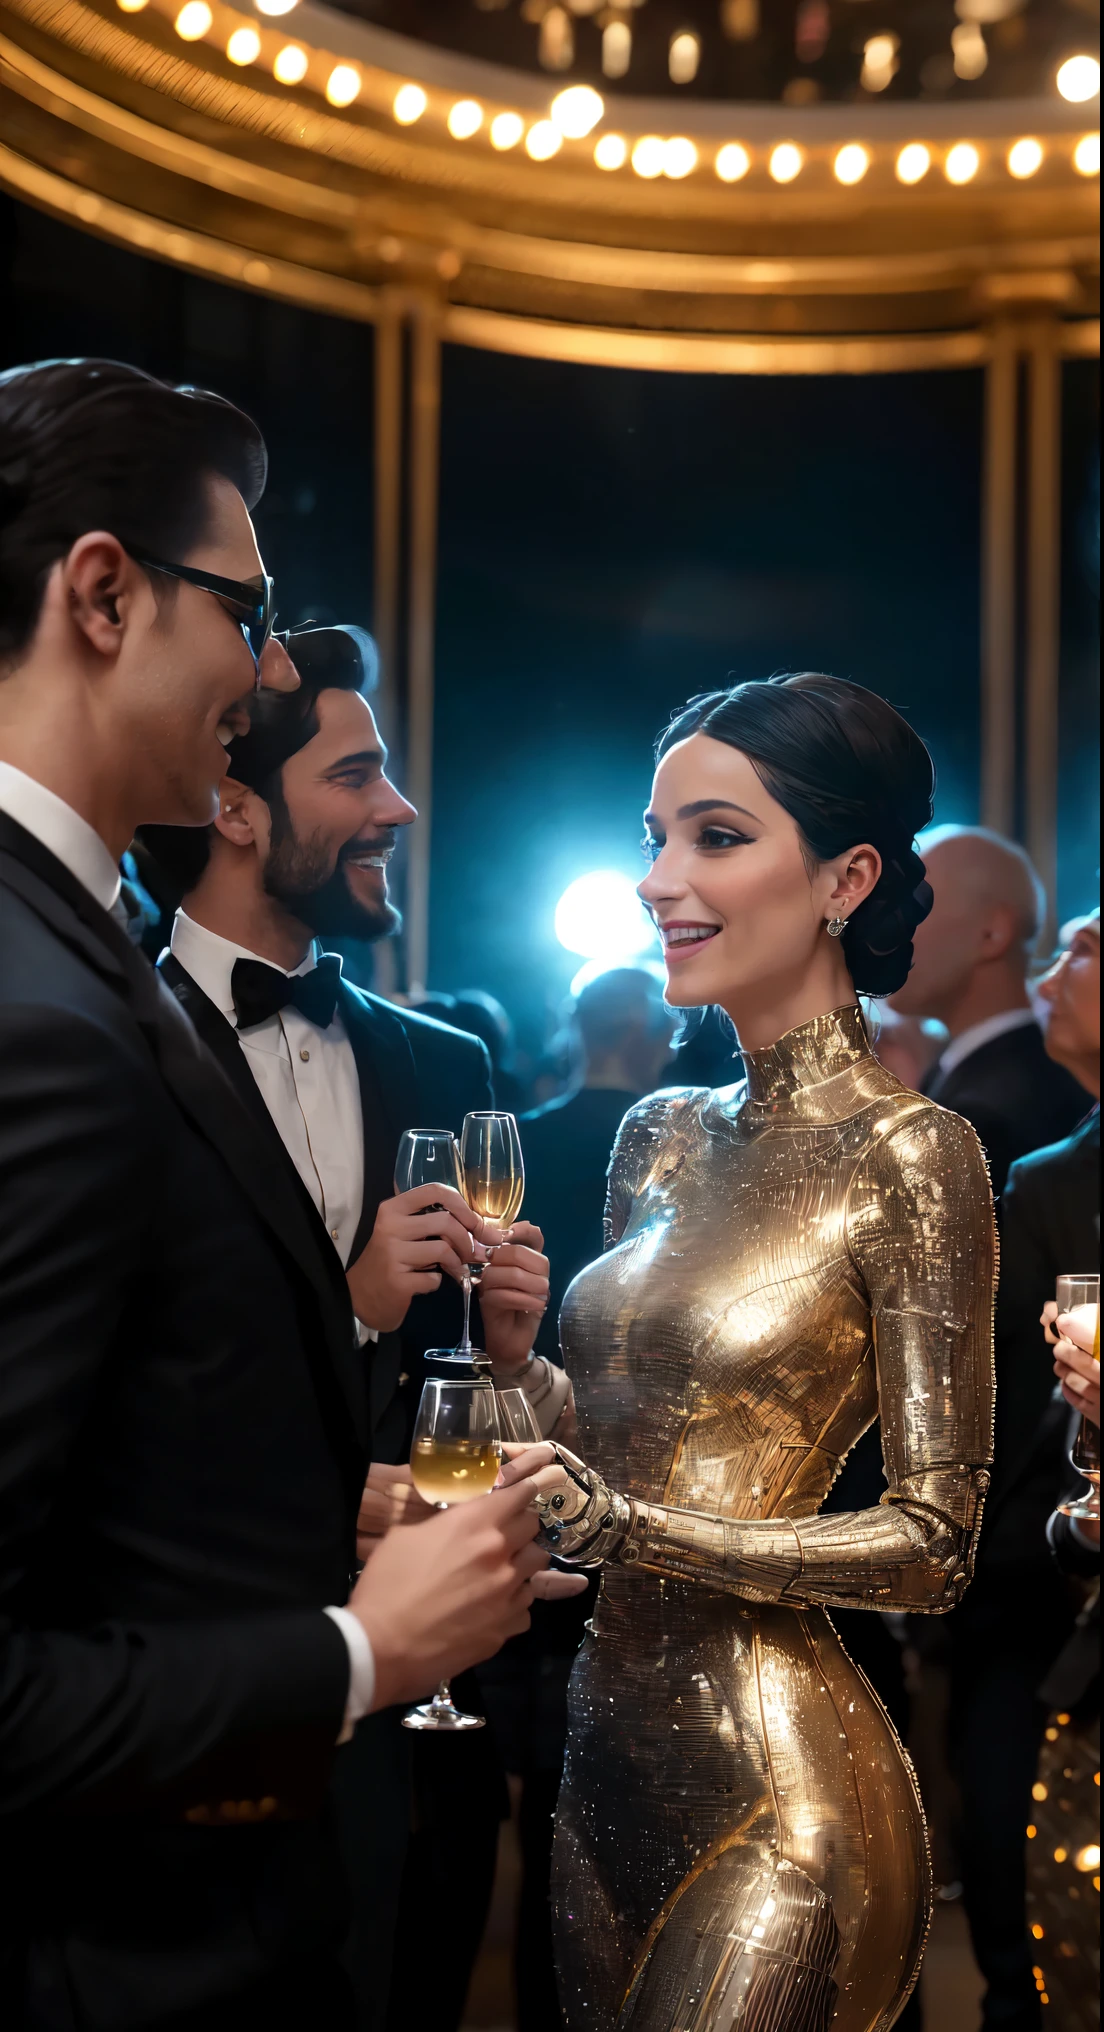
[62, 533, 152, 660]
[981, 902, 1018, 963]
[213, 777, 261, 847]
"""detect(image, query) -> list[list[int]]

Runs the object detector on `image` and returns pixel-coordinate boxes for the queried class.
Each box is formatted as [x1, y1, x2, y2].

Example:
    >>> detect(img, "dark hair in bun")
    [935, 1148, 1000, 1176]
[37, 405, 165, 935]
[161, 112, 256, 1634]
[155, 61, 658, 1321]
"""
[657, 673, 935, 997]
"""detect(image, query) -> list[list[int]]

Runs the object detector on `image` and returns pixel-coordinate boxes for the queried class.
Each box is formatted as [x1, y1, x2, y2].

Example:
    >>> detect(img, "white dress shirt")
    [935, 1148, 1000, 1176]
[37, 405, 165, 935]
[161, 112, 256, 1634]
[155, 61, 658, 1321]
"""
[0, 760, 122, 912]
[936, 1006, 1038, 1079]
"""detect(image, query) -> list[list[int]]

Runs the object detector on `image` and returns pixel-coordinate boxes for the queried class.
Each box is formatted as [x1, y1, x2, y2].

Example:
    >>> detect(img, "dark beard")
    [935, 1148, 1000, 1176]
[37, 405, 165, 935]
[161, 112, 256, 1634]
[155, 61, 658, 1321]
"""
[261, 782, 401, 942]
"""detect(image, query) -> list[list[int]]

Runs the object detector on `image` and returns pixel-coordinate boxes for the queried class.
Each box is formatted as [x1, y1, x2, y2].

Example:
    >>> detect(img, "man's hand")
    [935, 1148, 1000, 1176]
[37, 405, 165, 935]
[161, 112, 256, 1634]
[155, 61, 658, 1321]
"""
[480, 1221, 550, 1372]
[348, 1479, 553, 1709]
[346, 1185, 498, 1333]
[356, 1463, 435, 1563]
[1053, 1307, 1101, 1425]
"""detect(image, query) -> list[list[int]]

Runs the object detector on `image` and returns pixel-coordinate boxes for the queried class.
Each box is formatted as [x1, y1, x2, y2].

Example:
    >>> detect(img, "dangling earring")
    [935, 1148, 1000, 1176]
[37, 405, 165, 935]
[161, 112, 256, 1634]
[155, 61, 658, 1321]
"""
[826, 916, 848, 938]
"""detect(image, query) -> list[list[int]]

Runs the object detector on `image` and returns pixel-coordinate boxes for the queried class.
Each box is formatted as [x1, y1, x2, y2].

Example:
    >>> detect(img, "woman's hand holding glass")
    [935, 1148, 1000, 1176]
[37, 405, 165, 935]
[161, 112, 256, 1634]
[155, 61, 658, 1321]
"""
[1043, 1302, 1102, 1425]
[479, 1220, 551, 1370]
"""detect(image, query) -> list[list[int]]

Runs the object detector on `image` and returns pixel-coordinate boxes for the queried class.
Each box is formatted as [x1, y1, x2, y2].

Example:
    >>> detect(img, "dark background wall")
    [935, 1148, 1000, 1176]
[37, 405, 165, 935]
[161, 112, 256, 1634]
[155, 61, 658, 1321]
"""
[3, 197, 1097, 1047]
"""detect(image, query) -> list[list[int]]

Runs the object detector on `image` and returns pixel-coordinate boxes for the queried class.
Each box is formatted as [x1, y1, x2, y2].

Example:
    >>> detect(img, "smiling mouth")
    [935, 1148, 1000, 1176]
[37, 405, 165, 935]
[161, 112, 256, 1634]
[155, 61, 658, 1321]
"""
[344, 844, 394, 871]
[661, 922, 721, 959]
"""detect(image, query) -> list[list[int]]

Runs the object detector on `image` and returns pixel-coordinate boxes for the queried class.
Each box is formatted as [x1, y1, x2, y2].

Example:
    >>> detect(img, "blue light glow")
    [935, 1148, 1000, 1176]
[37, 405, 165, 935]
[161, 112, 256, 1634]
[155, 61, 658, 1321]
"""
[554, 870, 657, 963]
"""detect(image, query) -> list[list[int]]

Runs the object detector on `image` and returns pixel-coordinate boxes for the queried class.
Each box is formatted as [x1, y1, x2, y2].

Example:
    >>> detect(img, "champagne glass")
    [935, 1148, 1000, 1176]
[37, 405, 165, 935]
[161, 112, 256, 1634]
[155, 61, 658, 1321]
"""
[461, 1110, 525, 1299]
[495, 1386, 544, 1447]
[403, 1377, 502, 1731]
[1055, 1274, 1100, 1523]
[393, 1130, 477, 1367]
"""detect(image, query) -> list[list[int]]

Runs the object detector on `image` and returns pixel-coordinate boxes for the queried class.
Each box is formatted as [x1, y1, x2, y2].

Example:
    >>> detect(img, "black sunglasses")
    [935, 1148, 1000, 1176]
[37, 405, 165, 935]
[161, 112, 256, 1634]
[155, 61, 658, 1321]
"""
[128, 549, 275, 684]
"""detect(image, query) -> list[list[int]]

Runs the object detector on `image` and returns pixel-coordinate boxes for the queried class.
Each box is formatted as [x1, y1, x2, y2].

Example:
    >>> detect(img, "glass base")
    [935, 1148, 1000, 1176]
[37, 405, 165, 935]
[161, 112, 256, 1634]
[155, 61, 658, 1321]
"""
[423, 1346, 490, 1376]
[402, 1697, 486, 1732]
[1059, 1472, 1100, 1522]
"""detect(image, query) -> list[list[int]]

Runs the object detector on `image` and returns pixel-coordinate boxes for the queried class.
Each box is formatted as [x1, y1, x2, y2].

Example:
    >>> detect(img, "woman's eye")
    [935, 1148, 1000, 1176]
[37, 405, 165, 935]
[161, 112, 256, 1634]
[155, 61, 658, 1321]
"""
[699, 827, 749, 850]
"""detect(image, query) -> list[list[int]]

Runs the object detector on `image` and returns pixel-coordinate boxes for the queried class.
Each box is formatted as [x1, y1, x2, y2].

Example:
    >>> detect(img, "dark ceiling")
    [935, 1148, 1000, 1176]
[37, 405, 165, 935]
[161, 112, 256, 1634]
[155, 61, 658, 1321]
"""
[334, 0, 1100, 104]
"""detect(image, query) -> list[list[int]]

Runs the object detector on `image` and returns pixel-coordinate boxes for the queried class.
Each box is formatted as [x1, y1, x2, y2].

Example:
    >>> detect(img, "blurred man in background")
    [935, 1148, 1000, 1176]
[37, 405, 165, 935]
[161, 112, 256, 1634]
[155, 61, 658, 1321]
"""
[521, 966, 676, 1359]
[891, 826, 1089, 1194]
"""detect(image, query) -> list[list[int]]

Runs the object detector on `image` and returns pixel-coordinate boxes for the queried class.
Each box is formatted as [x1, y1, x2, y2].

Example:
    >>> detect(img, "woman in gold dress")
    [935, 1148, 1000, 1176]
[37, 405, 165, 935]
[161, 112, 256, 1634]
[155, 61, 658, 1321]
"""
[505, 674, 997, 2032]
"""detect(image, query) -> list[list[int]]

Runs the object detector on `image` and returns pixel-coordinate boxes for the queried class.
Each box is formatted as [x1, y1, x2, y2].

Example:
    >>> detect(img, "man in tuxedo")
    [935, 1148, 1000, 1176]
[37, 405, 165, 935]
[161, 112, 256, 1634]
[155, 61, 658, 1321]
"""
[143, 621, 578, 2027]
[944, 910, 1099, 2032]
[0, 358, 559, 2032]
[891, 825, 1088, 1195]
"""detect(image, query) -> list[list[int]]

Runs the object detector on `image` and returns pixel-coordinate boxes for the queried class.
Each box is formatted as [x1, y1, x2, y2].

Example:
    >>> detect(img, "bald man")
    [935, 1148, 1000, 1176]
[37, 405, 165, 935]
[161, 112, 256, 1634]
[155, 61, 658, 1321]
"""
[891, 825, 1089, 1194]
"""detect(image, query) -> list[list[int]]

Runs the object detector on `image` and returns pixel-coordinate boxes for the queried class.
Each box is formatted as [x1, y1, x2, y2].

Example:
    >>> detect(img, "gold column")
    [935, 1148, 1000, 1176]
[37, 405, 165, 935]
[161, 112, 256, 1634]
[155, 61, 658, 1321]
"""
[404, 295, 443, 997]
[980, 323, 1018, 838]
[1024, 318, 1062, 948]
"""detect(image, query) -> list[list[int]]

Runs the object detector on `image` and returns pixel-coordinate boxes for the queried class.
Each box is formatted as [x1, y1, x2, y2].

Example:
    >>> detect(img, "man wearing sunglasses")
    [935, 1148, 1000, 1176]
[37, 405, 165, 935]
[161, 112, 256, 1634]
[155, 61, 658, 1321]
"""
[0, 358, 557, 2032]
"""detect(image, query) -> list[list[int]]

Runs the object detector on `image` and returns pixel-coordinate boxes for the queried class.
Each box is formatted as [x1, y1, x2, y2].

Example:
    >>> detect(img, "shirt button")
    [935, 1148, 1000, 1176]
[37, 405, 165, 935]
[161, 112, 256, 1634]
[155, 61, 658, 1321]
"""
[331, 1227, 340, 1240]
[299, 1048, 310, 1062]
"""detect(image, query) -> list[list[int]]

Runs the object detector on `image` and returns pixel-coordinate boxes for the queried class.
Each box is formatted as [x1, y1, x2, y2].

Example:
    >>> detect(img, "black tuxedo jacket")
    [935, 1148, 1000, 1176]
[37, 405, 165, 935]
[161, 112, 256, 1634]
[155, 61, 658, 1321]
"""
[978, 1110, 1100, 1576]
[158, 954, 493, 1463]
[922, 1020, 1090, 1198]
[0, 813, 368, 2025]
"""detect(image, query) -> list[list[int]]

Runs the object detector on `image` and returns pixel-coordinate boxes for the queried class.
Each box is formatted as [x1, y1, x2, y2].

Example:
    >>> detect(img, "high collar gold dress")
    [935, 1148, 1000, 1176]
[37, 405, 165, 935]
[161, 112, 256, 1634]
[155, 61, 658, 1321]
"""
[552, 1006, 996, 2032]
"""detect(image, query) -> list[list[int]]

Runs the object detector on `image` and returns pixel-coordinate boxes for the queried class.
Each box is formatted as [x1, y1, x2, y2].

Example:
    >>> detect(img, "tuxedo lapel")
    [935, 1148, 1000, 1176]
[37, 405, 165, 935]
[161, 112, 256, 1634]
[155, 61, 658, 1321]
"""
[158, 952, 283, 1141]
[0, 817, 366, 1474]
[339, 981, 421, 1264]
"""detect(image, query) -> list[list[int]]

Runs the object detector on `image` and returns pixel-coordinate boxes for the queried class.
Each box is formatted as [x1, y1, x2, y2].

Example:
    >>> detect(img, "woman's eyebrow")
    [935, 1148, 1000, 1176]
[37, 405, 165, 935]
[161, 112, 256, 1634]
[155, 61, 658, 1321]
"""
[675, 799, 760, 822]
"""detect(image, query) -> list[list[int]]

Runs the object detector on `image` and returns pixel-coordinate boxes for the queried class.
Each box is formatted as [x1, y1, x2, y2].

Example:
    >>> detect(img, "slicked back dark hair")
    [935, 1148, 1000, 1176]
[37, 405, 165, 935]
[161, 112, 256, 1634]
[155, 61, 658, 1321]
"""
[0, 357, 267, 664]
[137, 624, 379, 895]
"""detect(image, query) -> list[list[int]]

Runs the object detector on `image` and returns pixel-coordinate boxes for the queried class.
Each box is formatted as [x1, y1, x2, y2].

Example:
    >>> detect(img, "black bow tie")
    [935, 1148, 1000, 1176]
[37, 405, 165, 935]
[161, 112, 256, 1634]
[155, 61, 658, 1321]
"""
[231, 953, 343, 1032]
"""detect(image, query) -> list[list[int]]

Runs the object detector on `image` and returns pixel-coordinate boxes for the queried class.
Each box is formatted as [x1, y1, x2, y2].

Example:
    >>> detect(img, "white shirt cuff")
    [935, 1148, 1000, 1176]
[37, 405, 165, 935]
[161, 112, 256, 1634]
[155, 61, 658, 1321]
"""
[323, 1605, 376, 1739]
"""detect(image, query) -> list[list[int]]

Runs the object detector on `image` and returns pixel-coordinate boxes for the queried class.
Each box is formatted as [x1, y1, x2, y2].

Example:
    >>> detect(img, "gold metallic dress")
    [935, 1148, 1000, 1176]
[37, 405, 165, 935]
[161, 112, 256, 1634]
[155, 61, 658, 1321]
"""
[552, 1006, 996, 2032]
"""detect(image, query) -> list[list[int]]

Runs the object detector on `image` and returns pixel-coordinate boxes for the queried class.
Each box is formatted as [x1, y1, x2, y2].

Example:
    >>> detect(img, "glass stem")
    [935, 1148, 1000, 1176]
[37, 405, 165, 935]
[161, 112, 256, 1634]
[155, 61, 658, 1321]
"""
[458, 1271, 473, 1356]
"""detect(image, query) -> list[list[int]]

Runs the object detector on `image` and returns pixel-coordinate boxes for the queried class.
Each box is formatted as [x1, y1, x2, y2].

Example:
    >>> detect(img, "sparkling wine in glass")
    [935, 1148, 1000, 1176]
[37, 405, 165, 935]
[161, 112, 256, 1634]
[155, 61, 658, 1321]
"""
[403, 1377, 502, 1732]
[1055, 1274, 1100, 1524]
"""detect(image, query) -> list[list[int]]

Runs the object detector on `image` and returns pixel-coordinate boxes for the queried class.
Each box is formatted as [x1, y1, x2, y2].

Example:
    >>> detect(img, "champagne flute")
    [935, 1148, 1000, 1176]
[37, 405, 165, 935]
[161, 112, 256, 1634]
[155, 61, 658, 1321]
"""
[495, 1386, 544, 1447]
[461, 1111, 525, 1306]
[403, 1377, 502, 1731]
[1055, 1273, 1100, 1523]
[394, 1130, 478, 1367]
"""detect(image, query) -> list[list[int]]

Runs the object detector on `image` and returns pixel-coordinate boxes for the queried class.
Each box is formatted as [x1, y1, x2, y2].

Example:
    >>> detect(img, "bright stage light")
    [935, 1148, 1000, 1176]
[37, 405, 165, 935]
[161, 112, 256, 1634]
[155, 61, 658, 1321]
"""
[1057, 56, 1100, 103]
[664, 137, 698, 178]
[490, 112, 524, 150]
[769, 142, 803, 183]
[447, 99, 483, 140]
[555, 872, 655, 962]
[1074, 131, 1100, 174]
[945, 142, 980, 183]
[326, 64, 360, 107]
[715, 142, 751, 182]
[834, 144, 870, 184]
[551, 85, 604, 138]
[1007, 137, 1043, 177]
[227, 26, 260, 62]
[174, 2, 211, 39]
[631, 136, 666, 179]
[896, 143, 931, 183]
[255, 0, 297, 14]
[594, 133, 628, 170]
[526, 120, 563, 160]
[273, 42, 307, 82]
[669, 31, 701, 84]
[393, 84, 427, 125]
[116, 0, 149, 13]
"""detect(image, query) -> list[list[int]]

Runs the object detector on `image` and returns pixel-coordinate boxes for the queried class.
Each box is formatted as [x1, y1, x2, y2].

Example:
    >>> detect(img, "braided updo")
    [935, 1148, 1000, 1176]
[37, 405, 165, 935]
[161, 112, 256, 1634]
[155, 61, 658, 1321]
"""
[657, 673, 935, 997]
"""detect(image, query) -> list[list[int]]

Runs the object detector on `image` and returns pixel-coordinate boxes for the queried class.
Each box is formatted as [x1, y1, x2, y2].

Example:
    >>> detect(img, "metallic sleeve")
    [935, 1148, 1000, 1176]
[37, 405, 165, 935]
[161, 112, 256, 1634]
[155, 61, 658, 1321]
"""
[619, 1104, 997, 1613]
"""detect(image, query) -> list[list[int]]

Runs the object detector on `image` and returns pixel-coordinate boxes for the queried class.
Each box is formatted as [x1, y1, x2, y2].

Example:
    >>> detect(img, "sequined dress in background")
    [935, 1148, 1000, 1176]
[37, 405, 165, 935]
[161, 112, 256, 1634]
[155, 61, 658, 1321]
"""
[552, 1007, 997, 2032]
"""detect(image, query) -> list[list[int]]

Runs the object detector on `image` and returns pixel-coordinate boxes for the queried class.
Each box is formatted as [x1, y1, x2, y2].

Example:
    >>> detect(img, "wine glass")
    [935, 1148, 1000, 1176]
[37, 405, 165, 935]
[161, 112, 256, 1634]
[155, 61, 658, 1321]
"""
[394, 1130, 477, 1367]
[1055, 1273, 1100, 1523]
[461, 1111, 525, 1302]
[495, 1386, 543, 1447]
[402, 1377, 502, 1732]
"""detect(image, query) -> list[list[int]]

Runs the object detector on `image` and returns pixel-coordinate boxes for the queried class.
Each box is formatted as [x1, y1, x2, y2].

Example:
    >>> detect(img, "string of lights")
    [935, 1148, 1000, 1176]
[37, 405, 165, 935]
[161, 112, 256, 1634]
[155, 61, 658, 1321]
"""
[109, 0, 1103, 185]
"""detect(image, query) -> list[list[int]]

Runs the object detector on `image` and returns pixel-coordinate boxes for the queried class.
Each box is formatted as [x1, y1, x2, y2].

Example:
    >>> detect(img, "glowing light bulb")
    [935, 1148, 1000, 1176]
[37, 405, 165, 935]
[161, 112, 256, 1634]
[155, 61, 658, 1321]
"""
[1074, 131, 1100, 174]
[273, 42, 307, 82]
[1057, 55, 1100, 103]
[550, 85, 604, 138]
[447, 100, 483, 140]
[669, 31, 700, 84]
[631, 136, 666, 179]
[834, 143, 870, 184]
[393, 84, 427, 125]
[490, 111, 524, 150]
[952, 22, 988, 80]
[525, 120, 563, 161]
[862, 31, 899, 90]
[174, 2, 211, 39]
[663, 137, 698, 179]
[769, 142, 803, 183]
[594, 133, 628, 170]
[326, 64, 360, 107]
[116, 0, 149, 14]
[945, 142, 980, 183]
[715, 142, 751, 182]
[602, 19, 631, 79]
[227, 25, 260, 62]
[255, 0, 298, 14]
[1007, 137, 1043, 177]
[896, 143, 931, 184]
[1075, 1844, 1101, 1872]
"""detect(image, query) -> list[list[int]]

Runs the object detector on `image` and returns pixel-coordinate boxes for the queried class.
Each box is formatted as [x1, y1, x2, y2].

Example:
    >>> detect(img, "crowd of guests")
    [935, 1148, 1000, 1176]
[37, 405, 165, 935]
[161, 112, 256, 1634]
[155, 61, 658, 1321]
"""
[0, 355, 1097, 2032]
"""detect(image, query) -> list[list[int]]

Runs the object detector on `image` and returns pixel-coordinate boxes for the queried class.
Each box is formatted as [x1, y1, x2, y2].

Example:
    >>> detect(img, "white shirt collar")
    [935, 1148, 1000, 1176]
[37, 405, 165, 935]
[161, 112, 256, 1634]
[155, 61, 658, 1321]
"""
[0, 761, 122, 914]
[170, 908, 316, 1027]
[938, 1006, 1038, 1077]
